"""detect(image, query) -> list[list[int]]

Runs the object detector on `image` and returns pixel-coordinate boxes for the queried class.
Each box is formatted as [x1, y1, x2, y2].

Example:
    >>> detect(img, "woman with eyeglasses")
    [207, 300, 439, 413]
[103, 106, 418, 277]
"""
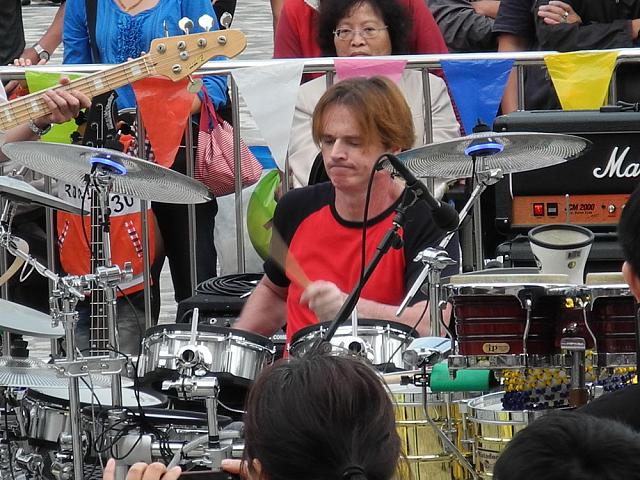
[286, 0, 460, 192]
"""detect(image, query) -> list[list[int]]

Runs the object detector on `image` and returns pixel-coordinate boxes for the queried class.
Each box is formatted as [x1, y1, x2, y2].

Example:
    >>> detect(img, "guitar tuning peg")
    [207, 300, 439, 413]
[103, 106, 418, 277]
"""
[219, 12, 233, 29]
[178, 17, 194, 34]
[198, 14, 215, 32]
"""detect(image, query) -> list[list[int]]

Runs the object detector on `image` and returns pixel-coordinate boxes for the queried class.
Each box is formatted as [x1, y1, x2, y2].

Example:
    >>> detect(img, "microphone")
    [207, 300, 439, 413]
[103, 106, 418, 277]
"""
[382, 153, 459, 231]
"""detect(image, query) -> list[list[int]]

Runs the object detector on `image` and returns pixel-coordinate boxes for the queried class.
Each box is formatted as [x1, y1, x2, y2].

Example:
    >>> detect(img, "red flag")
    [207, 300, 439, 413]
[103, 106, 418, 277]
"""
[132, 77, 196, 167]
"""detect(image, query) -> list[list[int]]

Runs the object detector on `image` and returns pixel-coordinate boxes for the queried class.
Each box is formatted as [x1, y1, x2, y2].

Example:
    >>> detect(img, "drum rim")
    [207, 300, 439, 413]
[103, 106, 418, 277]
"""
[25, 386, 167, 408]
[144, 324, 274, 348]
[291, 318, 415, 344]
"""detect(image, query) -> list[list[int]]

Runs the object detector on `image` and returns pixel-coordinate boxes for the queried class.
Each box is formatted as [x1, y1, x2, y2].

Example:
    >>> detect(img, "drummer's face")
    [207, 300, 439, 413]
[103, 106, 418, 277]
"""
[319, 104, 387, 192]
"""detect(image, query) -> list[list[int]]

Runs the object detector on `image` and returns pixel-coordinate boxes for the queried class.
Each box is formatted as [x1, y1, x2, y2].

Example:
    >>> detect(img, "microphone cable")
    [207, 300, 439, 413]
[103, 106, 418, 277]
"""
[196, 273, 263, 297]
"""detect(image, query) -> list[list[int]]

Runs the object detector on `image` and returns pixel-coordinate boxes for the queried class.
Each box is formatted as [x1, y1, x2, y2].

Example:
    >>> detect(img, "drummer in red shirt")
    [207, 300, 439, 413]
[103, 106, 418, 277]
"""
[234, 76, 458, 348]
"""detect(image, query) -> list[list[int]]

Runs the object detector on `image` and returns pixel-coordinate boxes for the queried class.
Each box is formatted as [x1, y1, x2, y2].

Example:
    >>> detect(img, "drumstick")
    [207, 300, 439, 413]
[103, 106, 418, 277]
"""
[270, 228, 311, 289]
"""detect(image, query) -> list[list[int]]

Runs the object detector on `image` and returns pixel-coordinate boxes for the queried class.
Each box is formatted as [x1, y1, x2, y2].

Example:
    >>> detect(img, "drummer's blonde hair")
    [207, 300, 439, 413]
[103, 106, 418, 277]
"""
[312, 76, 415, 152]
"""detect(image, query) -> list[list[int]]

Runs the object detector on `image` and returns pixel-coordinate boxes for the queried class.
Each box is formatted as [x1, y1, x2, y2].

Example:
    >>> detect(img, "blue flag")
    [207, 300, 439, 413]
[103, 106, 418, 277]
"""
[441, 59, 514, 135]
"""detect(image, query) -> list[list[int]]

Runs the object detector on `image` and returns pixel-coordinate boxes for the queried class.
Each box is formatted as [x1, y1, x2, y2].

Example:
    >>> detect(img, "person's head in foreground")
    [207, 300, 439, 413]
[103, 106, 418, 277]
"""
[494, 410, 640, 480]
[317, 0, 412, 57]
[312, 76, 414, 195]
[242, 354, 401, 480]
[619, 183, 640, 300]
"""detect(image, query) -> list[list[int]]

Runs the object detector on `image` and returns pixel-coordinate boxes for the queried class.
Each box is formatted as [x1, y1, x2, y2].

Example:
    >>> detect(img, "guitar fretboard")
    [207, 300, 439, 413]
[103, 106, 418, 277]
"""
[89, 189, 110, 356]
[0, 56, 154, 131]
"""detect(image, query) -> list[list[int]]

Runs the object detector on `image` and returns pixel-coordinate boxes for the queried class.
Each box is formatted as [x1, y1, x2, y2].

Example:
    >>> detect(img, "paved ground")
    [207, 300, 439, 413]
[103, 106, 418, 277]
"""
[20, 0, 275, 359]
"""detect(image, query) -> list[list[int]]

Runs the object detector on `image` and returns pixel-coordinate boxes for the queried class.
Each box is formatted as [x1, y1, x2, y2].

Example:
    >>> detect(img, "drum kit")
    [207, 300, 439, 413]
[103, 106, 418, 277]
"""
[0, 126, 635, 480]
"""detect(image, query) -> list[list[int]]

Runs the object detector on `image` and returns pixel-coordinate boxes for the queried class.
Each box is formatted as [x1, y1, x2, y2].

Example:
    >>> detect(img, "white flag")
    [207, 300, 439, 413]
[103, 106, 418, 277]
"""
[232, 61, 304, 170]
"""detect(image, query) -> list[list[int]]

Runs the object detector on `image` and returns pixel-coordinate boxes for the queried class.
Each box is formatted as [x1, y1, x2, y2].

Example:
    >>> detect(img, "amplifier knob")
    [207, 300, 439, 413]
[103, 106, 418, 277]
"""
[608, 204, 616, 213]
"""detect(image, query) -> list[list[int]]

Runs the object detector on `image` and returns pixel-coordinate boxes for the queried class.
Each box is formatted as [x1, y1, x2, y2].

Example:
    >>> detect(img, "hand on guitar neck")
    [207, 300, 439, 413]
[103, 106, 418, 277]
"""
[1, 77, 91, 162]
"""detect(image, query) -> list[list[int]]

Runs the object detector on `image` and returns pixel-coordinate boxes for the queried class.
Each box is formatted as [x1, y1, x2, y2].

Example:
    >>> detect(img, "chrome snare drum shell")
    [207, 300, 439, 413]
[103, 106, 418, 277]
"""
[24, 386, 165, 444]
[289, 319, 416, 370]
[467, 391, 548, 478]
[138, 324, 275, 386]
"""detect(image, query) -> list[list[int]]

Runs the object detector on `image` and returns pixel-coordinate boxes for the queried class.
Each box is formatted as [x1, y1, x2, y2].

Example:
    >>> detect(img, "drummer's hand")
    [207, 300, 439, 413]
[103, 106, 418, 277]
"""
[300, 280, 347, 322]
[36, 77, 91, 128]
[103, 459, 182, 480]
[221, 459, 246, 476]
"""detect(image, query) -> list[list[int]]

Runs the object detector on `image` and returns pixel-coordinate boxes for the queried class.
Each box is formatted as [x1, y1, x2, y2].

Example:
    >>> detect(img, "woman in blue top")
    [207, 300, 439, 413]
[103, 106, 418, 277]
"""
[63, 0, 227, 339]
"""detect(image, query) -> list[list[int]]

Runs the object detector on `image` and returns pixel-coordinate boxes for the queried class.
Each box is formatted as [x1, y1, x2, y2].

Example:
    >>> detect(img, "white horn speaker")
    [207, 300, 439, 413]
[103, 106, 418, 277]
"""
[528, 224, 594, 284]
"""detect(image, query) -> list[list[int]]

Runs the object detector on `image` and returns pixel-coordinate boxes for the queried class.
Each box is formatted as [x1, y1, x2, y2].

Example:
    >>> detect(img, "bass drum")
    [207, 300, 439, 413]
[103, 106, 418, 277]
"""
[289, 319, 415, 371]
[23, 386, 166, 445]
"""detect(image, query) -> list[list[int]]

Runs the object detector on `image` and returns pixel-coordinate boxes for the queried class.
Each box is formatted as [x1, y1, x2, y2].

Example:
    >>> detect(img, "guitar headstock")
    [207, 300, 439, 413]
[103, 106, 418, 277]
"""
[149, 29, 247, 81]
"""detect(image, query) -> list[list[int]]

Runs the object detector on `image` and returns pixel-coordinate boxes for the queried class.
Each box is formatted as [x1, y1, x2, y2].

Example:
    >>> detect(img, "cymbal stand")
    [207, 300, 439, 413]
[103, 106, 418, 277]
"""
[397, 169, 504, 346]
[0, 210, 129, 480]
[160, 310, 232, 471]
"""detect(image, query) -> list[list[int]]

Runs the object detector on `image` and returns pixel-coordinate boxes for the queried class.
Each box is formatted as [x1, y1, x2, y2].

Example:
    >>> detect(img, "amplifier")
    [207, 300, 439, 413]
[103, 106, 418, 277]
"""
[493, 110, 640, 231]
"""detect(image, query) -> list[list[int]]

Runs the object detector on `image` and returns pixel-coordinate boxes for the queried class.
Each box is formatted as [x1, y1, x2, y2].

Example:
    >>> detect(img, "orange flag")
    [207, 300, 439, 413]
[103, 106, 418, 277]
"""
[132, 77, 196, 167]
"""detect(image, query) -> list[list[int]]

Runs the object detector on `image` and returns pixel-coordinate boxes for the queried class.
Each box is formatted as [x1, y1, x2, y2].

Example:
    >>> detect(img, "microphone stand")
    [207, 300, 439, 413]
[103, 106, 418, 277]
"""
[313, 191, 415, 349]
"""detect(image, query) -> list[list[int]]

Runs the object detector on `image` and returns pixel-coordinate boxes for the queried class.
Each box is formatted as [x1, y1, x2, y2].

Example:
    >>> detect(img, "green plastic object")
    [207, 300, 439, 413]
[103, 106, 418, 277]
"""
[429, 360, 491, 392]
[247, 170, 280, 260]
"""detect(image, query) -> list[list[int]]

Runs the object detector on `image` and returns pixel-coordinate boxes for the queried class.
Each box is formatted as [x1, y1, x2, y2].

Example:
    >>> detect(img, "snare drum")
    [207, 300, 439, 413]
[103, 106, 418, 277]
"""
[289, 319, 415, 370]
[446, 272, 573, 358]
[389, 384, 474, 480]
[466, 392, 547, 478]
[23, 386, 165, 444]
[138, 325, 275, 386]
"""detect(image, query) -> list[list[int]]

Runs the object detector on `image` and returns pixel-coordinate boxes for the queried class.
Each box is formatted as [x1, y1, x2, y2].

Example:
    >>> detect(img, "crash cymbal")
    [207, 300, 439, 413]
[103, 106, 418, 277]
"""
[0, 176, 82, 215]
[395, 131, 591, 179]
[1, 142, 213, 204]
[0, 357, 114, 388]
[0, 298, 64, 338]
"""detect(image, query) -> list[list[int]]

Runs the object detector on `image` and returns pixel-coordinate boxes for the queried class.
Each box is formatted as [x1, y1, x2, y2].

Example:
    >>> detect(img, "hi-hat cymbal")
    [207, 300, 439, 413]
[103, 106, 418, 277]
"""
[0, 176, 82, 215]
[0, 298, 64, 338]
[396, 132, 591, 179]
[1, 142, 213, 204]
[0, 357, 114, 388]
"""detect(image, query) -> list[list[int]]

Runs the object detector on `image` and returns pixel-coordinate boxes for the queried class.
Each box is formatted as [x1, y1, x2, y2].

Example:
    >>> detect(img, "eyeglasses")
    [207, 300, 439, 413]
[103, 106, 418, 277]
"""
[333, 26, 389, 41]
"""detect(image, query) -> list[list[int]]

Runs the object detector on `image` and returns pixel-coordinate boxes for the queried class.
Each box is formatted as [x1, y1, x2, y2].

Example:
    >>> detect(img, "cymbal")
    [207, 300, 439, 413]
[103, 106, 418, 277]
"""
[0, 357, 113, 388]
[396, 132, 591, 179]
[0, 176, 82, 215]
[0, 298, 64, 338]
[1, 142, 213, 204]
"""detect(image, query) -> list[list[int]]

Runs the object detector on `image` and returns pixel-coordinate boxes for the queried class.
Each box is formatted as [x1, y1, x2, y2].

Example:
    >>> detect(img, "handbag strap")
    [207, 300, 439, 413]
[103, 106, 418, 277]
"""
[199, 88, 222, 131]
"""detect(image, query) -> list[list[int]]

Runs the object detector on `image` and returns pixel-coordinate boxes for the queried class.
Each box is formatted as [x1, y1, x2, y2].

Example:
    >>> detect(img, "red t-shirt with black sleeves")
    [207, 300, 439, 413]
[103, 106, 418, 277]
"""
[263, 182, 458, 346]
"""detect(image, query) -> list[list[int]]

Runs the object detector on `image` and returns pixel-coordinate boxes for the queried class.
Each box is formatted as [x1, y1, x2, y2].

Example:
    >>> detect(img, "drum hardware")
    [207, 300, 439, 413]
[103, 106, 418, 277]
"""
[560, 337, 589, 407]
[14, 447, 44, 477]
[398, 168, 504, 348]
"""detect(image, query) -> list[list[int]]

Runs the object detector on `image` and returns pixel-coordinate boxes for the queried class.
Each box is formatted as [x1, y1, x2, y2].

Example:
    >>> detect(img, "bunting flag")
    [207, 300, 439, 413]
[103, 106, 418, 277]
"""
[544, 50, 618, 110]
[231, 61, 304, 171]
[334, 58, 407, 83]
[441, 59, 513, 134]
[132, 77, 196, 167]
[25, 71, 83, 144]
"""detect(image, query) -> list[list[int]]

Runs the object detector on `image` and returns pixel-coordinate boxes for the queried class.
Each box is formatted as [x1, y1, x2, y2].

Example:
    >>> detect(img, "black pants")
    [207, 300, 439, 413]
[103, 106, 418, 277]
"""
[152, 140, 218, 303]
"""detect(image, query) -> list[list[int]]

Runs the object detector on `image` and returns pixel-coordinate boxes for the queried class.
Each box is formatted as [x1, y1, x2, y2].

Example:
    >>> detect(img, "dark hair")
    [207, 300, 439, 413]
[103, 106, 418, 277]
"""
[242, 354, 401, 480]
[494, 411, 640, 480]
[312, 76, 414, 151]
[316, 0, 412, 56]
[618, 183, 640, 276]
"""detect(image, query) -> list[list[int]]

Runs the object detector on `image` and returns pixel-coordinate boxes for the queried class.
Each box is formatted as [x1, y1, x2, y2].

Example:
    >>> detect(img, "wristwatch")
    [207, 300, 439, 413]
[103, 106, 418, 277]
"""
[33, 44, 51, 62]
[28, 119, 52, 137]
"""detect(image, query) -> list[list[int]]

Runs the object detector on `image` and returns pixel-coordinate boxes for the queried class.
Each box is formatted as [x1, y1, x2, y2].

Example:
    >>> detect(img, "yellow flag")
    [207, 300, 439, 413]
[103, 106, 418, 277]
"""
[25, 71, 83, 144]
[544, 50, 618, 110]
